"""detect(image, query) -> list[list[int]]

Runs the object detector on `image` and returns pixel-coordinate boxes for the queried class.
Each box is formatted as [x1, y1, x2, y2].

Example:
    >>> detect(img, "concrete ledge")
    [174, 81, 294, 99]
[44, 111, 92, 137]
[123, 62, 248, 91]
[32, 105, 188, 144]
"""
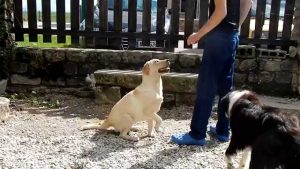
[94, 69, 198, 93]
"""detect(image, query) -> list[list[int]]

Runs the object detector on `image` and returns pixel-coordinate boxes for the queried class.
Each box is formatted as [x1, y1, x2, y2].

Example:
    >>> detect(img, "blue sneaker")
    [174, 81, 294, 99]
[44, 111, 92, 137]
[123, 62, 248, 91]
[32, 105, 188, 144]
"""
[209, 126, 229, 142]
[171, 133, 206, 146]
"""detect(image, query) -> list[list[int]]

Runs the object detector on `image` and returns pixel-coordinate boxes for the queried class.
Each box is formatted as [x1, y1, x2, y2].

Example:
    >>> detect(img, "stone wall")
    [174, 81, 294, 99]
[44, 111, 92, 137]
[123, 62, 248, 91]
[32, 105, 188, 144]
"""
[235, 46, 298, 96]
[8, 46, 299, 96]
[9, 47, 201, 87]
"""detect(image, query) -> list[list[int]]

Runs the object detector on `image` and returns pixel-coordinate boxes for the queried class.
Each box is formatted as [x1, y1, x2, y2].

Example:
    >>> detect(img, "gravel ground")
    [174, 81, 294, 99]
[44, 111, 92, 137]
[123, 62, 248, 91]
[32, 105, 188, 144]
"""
[0, 93, 240, 169]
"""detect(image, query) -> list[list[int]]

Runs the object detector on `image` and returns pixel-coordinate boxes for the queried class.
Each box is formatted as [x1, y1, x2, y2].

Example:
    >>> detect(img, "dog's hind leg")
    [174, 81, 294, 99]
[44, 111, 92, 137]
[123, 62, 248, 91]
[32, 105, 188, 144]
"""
[119, 115, 139, 142]
[238, 147, 252, 169]
[130, 127, 139, 132]
[120, 128, 139, 142]
[249, 155, 264, 169]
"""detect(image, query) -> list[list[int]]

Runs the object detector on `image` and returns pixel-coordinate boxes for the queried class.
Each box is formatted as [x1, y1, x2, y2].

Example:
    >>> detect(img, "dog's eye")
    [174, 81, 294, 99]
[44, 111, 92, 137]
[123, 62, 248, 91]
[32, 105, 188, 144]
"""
[155, 60, 159, 63]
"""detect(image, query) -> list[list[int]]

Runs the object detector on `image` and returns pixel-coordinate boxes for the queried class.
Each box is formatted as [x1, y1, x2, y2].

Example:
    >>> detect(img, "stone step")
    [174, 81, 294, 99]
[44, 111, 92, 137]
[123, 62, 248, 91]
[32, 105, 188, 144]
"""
[258, 95, 300, 115]
[94, 69, 300, 115]
[94, 69, 198, 93]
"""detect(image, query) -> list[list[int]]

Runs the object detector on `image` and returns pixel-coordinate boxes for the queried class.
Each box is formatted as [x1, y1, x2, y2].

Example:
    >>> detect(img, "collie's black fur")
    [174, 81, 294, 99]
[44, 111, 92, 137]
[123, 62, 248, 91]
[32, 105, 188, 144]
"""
[222, 90, 300, 169]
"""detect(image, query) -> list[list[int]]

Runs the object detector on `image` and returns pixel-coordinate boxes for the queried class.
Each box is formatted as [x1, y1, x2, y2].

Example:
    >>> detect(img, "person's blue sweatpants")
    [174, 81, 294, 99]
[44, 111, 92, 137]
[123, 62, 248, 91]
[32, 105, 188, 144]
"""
[189, 28, 239, 140]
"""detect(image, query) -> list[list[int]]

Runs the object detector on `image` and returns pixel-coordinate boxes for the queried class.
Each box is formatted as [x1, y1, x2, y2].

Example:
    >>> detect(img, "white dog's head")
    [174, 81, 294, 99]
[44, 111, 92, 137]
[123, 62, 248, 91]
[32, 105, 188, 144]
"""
[142, 59, 170, 76]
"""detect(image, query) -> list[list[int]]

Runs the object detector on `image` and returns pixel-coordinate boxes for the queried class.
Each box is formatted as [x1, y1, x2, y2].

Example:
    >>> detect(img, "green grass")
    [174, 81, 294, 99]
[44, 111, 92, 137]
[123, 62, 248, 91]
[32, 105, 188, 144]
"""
[23, 12, 71, 23]
[17, 34, 73, 48]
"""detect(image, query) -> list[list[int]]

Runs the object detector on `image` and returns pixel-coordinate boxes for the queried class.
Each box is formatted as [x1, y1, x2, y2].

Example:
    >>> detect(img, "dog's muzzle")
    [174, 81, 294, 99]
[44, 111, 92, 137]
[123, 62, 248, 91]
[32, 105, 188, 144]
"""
[158, 60, 170, 73]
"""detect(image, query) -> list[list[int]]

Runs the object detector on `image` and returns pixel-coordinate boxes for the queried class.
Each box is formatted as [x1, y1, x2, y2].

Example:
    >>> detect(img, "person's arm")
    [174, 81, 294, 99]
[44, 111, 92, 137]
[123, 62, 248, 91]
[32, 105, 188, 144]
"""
[239, 0, 253, 26]
[187, 0, 227, 45]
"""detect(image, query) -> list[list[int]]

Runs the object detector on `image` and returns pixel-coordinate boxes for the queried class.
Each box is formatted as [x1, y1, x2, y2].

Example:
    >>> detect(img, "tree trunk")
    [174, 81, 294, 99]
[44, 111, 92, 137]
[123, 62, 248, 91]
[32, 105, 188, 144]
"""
[291, 1, 300, 94]
[0, 0, 14, 80]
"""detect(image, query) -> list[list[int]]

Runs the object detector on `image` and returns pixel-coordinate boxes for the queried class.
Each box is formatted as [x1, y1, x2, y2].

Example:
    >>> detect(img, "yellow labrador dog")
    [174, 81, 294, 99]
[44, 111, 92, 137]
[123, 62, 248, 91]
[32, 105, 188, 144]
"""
[81, 59, 170, 141]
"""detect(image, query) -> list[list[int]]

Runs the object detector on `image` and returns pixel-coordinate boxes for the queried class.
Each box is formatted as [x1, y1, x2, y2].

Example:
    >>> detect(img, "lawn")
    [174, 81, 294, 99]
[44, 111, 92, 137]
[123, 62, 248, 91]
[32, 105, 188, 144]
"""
[23, 12, 71, 23]
[16, 34, 73, 48]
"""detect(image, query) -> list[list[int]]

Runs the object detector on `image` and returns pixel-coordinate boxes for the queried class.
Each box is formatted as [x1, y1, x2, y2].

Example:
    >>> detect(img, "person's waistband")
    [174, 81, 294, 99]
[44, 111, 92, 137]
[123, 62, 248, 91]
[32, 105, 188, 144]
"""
[214, 21, 239, 33]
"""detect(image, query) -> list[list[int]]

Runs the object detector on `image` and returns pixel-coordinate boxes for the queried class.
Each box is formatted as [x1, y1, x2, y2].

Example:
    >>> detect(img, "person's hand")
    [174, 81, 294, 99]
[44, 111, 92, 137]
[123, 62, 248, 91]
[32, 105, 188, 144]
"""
[187, 32, 203, 46]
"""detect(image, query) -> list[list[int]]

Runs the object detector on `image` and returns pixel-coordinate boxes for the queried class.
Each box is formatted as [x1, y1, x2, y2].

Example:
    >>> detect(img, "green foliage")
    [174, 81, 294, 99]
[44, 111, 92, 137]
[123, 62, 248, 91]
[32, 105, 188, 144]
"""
[4, 92, 61, 109]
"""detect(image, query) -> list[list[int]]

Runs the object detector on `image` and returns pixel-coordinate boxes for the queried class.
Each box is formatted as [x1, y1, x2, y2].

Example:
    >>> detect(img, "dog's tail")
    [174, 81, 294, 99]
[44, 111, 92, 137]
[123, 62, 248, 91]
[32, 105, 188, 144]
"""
[80, 119, 111, 131]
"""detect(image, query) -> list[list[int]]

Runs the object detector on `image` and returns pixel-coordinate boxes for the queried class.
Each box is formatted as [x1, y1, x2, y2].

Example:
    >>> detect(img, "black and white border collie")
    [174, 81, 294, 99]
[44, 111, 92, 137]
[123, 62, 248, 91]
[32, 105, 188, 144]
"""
[220, 90, 300, 169]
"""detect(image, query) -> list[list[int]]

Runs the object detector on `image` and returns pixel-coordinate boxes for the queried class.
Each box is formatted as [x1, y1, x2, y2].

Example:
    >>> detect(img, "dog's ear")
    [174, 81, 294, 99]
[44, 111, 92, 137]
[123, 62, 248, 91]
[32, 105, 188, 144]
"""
[243, 91, 262, 106]
[142, 63, 150, 75]
[220, 93, 230, 117]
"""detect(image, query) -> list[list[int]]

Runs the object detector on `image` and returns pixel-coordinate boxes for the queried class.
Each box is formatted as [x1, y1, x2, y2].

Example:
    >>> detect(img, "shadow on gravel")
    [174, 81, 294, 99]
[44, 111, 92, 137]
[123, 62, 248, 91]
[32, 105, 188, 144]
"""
[127, 141, 221, 169]
[17, 93, 196, 121]
[80, 130, 140, 161]
[12, 93, 110, 120]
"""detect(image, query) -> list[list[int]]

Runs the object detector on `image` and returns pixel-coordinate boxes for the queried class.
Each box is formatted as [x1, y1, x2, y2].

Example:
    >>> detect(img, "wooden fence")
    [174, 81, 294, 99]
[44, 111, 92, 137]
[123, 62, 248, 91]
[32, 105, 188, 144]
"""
[12, 0, 297, 51]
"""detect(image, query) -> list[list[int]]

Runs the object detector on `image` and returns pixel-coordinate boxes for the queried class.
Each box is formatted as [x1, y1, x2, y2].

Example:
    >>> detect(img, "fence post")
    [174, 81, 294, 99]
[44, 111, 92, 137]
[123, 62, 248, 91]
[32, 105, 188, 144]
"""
[291, 1, 300, 94]
[0, 0, 15, 94]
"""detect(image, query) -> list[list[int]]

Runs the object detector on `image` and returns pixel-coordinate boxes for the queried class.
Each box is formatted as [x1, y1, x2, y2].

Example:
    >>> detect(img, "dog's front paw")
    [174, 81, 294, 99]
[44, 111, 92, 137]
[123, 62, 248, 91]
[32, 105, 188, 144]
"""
[79, 126, 87, 131]
[140, 133, 155, 139]
[148, 133, 156, 138]
[238, 165, 247, 169]
[129, 136, 140, 142]
[227, 163, 235, 169]
[155, 127, 165, 134]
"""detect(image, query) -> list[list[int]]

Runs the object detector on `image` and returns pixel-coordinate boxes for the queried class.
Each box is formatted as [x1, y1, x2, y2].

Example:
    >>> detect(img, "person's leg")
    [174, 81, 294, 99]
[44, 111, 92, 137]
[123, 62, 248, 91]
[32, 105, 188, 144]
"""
[171, 46, 218, 145]
[189, 52, 219, 140]
[210, 61, 234, 141]
[171, 31, 234, 145]
[212, 33, 239, 141]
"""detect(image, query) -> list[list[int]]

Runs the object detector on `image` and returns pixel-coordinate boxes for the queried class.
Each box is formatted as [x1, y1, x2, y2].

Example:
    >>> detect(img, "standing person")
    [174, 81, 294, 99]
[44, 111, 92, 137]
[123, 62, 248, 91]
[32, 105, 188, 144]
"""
[171, 0, 252, 145]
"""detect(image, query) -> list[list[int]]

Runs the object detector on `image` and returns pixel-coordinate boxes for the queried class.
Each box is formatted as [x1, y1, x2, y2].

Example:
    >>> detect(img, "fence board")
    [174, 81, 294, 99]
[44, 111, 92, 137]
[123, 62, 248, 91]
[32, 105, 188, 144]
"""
[10, 0, 297, 52]
[184, 0, 196, 48]
[85, 0, 94, 47]
[142, 0, 151, 46]
[169, 0, 180, 50]
[56, 0, 66, 43]
[282, 0, 296, 50]
[42, 0, 51, 42]
[12, 28, 183, 39]
[156, 0, 166, 47]
[128, 0, 137, 49]
[96, 0, 108, 48]
[114, 0, 122, 31]
[109, 0, 123, 49]
[254, 0, 266, 39]
[198, 0, 209, 48]
[28, 0, 37, 42]
[13, 0, 23, 41]
[268, 0, 281, 47]
[11, 28, 298, 47]
[71, 0, 80, 45]
[240, 11, 251, 39]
